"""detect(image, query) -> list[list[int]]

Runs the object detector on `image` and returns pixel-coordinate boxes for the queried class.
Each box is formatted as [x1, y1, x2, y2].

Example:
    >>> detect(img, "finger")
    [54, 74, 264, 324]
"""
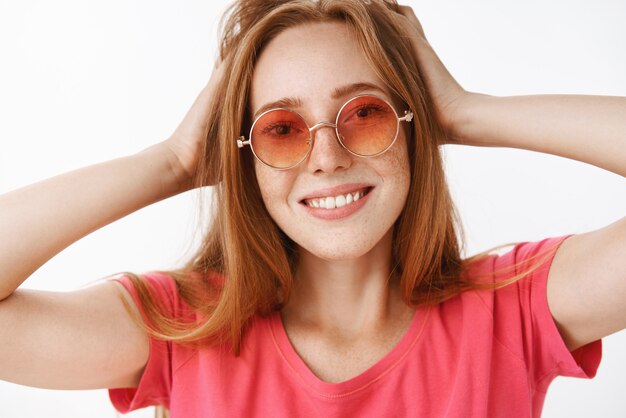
[397, 4, 426, 38]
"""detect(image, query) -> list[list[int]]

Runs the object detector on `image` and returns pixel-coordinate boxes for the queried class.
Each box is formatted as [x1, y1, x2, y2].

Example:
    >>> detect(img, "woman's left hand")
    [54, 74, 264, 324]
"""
[394, 5, 472, 144]
[394, 4, 626, 177]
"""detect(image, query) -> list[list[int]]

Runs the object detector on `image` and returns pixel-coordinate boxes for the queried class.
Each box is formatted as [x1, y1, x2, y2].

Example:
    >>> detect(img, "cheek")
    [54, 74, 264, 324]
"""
[383, 134, 411, 190]
[382, 140, 412, 218]
[254, 164, 275, 205]
[254, 163, 293, 213]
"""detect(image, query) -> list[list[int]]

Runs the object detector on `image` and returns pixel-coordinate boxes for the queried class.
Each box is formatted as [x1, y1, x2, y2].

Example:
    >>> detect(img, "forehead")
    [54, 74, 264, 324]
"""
[249, 21, 391, 115]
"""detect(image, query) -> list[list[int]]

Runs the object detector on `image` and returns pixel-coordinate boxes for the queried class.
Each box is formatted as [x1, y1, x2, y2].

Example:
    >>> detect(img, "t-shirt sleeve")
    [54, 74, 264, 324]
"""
[107, 271, 178, 413]
[493, 235, 602, 392]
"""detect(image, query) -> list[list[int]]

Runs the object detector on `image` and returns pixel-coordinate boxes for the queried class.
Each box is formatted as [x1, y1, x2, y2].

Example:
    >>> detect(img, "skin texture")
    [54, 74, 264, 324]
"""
[249, 21, 415, 364]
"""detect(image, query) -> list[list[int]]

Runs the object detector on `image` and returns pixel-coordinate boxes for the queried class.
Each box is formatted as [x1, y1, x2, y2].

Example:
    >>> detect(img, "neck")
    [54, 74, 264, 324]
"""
[283, 228, 405, 337]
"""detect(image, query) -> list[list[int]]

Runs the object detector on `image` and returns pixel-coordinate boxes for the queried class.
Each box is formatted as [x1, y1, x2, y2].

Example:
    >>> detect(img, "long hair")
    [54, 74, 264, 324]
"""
[114, 0, 560, 378]
[109, 3, 566, 417]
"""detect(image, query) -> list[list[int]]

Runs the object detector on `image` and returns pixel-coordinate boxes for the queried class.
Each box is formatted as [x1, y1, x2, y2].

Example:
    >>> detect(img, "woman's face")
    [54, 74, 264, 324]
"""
[249, 21, 411, 260]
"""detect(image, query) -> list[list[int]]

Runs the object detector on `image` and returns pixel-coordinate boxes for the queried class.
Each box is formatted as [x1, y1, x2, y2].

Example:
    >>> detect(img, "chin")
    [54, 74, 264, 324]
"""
[292, 229, 391, 261]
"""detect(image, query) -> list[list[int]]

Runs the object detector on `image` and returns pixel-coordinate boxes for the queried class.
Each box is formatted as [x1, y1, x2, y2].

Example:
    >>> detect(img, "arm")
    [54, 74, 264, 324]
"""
[453, 93, 626, 177]
[0, 143, 184, 300]
[395, 5, 626, 349]
[0, 280, 150, 389]
[464, 93, 626, 349]
[395, 6, 626, 177]
[0, 143, 176, 388]
[448, 93, 626, 348]
[0, 59, 223, 389]
[0, 59, 224, 300]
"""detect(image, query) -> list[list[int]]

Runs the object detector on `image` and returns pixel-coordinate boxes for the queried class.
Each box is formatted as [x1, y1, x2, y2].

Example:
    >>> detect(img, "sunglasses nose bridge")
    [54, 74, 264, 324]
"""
[309, 121, 337, 134]
[308, 121, 340, 145]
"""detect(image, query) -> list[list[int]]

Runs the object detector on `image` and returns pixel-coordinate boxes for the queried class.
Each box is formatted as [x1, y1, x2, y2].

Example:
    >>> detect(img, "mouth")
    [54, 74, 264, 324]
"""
[299, 186, 374, 209]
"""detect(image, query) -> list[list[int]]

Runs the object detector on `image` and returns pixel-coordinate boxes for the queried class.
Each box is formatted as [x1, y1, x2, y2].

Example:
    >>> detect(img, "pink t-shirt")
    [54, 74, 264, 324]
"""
[108, 235, 601, 417]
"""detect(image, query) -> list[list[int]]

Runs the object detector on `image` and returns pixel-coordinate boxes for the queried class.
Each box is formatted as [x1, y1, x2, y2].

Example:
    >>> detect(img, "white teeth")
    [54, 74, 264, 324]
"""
[304, 188, 370, 210]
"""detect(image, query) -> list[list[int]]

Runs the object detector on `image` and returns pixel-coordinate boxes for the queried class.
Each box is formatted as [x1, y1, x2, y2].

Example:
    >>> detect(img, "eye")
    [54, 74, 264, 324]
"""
[355, 104, 386, 118]
[341, 103, 389, 124]
[356, 107, 372, 118]
[277, 124, 291, 135]
[261, 122, 297, 136]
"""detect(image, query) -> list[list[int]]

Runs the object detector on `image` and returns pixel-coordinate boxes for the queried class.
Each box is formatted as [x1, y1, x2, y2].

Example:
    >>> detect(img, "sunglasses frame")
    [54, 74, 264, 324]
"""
[237, 94, 414, 170]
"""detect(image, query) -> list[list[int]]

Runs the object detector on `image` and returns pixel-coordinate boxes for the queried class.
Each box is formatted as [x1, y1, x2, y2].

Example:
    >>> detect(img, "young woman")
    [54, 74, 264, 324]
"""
[0, 0, 624, 417]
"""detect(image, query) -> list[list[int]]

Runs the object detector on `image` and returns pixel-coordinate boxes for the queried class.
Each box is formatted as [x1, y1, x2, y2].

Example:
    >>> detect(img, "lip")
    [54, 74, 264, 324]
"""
[299, 187, 373, 221]
[298, 183, 374, 202]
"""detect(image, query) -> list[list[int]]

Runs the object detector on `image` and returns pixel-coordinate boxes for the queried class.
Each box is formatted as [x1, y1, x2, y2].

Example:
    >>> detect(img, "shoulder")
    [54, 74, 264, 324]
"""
[452, 235, 601, 384]
[445, 235, 574, 353]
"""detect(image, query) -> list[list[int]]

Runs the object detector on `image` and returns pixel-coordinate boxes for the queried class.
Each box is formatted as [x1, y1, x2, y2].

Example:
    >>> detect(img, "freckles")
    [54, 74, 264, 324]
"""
[254, 165, 298, 218]
[382, 140, 411, 183]
[255, 164, 281, 198]
[388, 149, 408, 171]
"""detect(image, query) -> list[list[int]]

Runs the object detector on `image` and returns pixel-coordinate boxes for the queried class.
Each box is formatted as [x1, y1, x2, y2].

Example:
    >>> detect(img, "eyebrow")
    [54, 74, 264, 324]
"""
[252, 81, 389, 120]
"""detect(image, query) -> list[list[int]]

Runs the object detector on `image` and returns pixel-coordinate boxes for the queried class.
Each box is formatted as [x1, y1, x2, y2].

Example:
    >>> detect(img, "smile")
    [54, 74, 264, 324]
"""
[303, 187, 371, 209]
[299, 186, 374, 221]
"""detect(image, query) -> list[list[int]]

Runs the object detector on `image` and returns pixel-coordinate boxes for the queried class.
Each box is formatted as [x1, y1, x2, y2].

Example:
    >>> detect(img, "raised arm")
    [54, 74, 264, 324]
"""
[411, 37, 626, 176]
[394, 5, 626, 350]
[0, 58, 224, 301]
[0, 134, 182, 390]
[0, 59, 224, 389]
[451, 94, 626, 177]
[0, 144, 182, 300]
[394, 6, 626, 177]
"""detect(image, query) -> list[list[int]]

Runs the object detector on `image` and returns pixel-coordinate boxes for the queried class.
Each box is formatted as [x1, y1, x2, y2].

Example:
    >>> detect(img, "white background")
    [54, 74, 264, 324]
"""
[0, 0, 625, 417]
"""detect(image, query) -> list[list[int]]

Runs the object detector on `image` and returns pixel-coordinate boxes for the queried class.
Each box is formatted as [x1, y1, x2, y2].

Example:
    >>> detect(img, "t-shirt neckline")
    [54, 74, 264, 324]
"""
[268, 303, 431, 398]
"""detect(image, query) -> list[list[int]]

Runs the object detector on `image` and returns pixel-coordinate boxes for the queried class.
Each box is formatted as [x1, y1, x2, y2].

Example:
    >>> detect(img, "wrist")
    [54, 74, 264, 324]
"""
[138, 142, 192, 197]
[444, 92, 494, 146]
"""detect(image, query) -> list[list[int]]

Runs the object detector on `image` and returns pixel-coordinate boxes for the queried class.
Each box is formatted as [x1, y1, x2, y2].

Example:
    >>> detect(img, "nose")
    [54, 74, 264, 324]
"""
[305, 122, 353, 174]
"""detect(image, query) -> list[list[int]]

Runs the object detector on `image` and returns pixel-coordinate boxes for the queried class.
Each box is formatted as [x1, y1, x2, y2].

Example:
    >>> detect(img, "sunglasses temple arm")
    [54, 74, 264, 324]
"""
[237, 136, 251, 148]
[399, 110, 414, 123]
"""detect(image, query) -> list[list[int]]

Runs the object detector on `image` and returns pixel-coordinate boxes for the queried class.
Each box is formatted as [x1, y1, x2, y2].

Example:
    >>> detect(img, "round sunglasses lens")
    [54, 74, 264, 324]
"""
[250, 110, 310, 168]
[337, 96, 398, 156]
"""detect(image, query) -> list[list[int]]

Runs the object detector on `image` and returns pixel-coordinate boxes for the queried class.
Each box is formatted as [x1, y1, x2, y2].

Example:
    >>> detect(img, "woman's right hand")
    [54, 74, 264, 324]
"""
[160, 57, 226, 190]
